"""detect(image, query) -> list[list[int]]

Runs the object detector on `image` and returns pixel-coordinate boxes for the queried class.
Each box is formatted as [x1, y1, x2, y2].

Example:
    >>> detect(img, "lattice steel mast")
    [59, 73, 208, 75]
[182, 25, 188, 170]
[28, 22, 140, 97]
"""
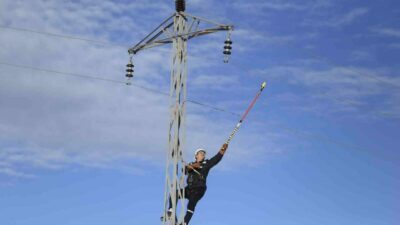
[126, 1, 233, 225]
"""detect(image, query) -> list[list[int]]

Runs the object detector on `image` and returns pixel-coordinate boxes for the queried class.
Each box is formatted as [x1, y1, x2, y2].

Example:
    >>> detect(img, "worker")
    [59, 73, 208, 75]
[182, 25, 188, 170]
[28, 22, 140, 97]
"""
[166, 143, 229, 225]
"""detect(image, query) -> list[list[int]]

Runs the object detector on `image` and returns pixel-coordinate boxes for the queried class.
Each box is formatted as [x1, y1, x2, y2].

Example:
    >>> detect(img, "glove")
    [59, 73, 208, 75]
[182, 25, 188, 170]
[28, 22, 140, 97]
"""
[219, 143, 228, 154]
[190, 162, 202, 169]
[186, 162, 201, 171]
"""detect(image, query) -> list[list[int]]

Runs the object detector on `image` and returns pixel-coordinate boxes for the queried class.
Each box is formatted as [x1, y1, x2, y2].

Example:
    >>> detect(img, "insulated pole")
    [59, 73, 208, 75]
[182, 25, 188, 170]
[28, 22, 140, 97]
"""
[226, 81, 267, 145]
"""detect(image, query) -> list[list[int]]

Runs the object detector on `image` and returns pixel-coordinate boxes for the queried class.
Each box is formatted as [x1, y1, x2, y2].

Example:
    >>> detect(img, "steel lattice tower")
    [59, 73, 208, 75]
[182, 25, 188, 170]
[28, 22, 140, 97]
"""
[126, 1, 233, 224]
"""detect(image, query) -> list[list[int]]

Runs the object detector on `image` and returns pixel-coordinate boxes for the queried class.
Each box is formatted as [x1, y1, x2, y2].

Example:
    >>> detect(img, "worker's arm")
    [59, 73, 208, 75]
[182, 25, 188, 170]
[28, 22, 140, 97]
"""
[207, 143, 228, 169]
[219, 143, 228, 155]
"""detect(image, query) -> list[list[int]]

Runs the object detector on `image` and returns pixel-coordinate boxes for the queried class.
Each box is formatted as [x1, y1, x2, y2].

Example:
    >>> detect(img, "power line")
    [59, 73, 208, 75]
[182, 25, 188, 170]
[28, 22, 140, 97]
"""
[341, 66, 400, 89]
[0, 25, 390, 154]
[0, 61, 381, 158]
[2, 25, 399, 89]
[185, 99, 240, 117]
[2, 24, 398, 108]
[0, 25, 129, 48]
[0, 62, 124, 84]
[0, 61, 238, 116]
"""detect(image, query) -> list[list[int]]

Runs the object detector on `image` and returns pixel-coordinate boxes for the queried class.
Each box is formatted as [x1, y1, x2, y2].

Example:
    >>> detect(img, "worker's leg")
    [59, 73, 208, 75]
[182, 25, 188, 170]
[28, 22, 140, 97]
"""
[168, 188, 185, 210]
[184, 187, 206, 224]
[167, 188, 186, 223]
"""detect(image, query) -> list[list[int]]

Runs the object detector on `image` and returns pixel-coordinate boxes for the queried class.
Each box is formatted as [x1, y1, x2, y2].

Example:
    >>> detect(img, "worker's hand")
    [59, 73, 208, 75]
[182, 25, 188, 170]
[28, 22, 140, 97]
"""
[191, 162, 202, 169]
[187, 162, 201, 170]
[219, 143, 228, 154]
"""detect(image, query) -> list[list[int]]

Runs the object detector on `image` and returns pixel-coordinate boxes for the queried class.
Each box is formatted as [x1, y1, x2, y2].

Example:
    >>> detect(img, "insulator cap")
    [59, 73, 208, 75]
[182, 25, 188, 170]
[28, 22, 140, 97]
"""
[224, 40, 233, 44]
[223, 51, 232, 55]
[224, 46, 232, 50]
[126, 63, 134, 68]
[175, 0, 185, 12]
[126, 74, 133, 78]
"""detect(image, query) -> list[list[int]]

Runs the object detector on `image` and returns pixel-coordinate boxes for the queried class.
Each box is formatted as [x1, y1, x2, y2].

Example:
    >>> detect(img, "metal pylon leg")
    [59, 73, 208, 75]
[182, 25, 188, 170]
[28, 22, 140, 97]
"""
[162, 12, 188, 225]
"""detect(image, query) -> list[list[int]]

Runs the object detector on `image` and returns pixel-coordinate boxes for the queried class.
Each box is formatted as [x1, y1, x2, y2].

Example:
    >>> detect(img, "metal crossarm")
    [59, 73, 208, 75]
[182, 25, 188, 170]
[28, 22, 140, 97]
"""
[128, 13, 233, 55]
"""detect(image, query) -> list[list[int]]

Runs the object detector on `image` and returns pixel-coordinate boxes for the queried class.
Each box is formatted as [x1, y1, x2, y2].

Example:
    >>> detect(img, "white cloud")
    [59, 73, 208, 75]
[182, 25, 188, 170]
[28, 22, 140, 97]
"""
[0, 0, 172, 44]
[0, 167, 35, 178]
[232, 0, 333, 13]
[234, 2, 306, 11]
[350, 50, 374, 61]
[388, 43, 400, 49]
[335, 8, 369, 26]
[303, 7, 369, 27]
[233, 28, 296, 44]
[190, 74, 240, 89]
[371, 27, 400, 38]
[0, 0, 281, 179]
[251, 63, 400, 119]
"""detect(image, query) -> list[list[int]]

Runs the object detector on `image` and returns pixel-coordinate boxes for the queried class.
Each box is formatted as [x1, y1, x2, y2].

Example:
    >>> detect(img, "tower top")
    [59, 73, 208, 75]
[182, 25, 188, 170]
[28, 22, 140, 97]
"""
[175, 0, 185, 12]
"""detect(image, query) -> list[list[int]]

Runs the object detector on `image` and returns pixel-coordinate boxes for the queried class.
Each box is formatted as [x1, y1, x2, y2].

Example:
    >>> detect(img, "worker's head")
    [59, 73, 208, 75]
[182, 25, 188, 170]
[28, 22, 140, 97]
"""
[194, 148, 206, 162]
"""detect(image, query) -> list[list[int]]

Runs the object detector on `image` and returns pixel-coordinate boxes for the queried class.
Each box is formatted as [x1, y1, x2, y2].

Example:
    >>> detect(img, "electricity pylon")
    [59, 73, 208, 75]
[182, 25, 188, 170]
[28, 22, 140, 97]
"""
[126, 1, 233, 224]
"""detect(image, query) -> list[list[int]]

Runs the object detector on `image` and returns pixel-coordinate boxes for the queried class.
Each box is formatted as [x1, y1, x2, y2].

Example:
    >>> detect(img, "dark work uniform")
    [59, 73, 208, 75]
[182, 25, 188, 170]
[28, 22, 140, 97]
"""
[169, 151, 224, 224]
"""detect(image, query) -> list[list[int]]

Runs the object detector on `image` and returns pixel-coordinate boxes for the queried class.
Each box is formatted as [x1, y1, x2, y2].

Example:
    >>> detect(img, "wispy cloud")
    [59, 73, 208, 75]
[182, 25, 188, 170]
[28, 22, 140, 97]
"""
[190, 74, 240, 89]
[232, 0, 333, 13]
[303, 7, 369, 27]
[251, 63, 400, 119]
[0, 167, 35, 178]
[0, 0, 281, 179]
[334, 8, 369, 26]
[234, 28, 296, 44]
[350, 50, 374, 61]
[371, 27, 400, 38]
[234, 2, 306, 11]
[388, 43, 400, 48]
[365, 27, 400, 50]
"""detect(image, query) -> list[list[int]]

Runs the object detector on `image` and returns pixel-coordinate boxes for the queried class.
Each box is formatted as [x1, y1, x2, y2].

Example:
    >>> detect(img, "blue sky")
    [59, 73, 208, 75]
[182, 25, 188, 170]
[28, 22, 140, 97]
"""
[0, 0, 399, 225]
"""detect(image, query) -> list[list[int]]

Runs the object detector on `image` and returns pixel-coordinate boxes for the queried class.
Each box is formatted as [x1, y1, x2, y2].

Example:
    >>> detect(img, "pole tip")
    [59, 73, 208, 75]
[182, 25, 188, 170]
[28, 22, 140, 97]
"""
[261, 81, 267, 90]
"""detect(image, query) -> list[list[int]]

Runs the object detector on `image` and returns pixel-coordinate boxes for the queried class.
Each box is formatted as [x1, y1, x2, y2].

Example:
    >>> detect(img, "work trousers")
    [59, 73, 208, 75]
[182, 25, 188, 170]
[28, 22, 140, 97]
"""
[168, 186, 206, 224]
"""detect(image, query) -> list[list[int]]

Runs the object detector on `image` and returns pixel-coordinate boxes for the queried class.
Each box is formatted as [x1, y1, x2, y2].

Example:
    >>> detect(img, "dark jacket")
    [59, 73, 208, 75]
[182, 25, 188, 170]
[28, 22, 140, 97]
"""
[186, 152, 223, 188]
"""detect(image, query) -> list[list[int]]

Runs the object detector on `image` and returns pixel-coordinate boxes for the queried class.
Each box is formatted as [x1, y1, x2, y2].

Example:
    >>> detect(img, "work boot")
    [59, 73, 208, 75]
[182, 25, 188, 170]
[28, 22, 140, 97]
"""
[160, 209, 174, 222]
[167, 208, 173, 217]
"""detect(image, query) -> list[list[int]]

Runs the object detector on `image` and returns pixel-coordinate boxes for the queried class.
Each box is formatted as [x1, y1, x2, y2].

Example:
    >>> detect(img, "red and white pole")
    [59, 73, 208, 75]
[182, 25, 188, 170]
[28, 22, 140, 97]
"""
[226, 81, 267, 144]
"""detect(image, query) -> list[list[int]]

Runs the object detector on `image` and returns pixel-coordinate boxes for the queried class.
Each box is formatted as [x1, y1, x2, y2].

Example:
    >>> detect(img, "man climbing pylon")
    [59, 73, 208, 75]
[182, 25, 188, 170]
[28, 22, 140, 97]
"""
[167, 143, 228, 225]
